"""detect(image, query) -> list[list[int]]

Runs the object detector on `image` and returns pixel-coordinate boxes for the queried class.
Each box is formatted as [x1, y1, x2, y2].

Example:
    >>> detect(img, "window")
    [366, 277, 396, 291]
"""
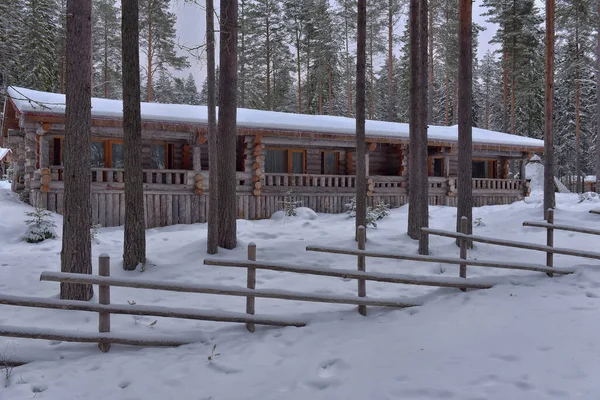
[289, 150, 305, 174]
[53, 138, 62, 165]
[91, 141, 106, 168]
[264, 149, 306, 173]
[322, 151, 339, 174]
[151, 144, 166, 169]
[265, 150, 287, 173]
[428, 157, 445, 177]
[110, 142, 124, 168]
[472, 160, 497, 178]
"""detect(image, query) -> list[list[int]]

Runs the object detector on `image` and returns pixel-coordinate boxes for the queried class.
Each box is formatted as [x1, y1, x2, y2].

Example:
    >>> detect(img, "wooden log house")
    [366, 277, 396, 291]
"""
[1, 87, 544, 228]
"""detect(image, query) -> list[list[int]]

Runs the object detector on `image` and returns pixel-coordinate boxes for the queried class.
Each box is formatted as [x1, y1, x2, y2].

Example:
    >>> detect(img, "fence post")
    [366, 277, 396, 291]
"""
[459, 216, 469, 292]
[246, 243, 257, 332]
[546, 208, 554, 278]
[357, 225, 367, 316]
[98, 254, 111, 353]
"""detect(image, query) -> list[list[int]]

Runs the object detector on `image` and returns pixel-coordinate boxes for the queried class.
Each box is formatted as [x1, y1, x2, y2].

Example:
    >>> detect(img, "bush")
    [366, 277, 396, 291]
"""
[345, 197, 390, 229]
[2, 167, 13, 182]
[22, 207, 57, 243]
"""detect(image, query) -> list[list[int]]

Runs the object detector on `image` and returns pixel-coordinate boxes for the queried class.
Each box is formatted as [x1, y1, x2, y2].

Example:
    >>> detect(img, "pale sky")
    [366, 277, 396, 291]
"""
[171, 0, 539, 87]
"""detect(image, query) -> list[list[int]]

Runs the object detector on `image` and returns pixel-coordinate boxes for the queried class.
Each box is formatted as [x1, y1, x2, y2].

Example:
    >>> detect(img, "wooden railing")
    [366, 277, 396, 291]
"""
[264, 173, 357, 188]
[472, 178, 523, 191]
[50, 166, 190, 185]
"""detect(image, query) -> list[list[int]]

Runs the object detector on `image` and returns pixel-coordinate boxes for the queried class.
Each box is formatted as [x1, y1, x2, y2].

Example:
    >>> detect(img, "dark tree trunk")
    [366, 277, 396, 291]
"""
[61, 0, 93, 300]
[544, 0, 556, 210]
[217, 0, 237, 249]
[456, 0, 473, 243]
[596, 0, 600, 194]
[575, 25, 582, 194]
[266, 14, 271, 110]
[407, 0, 429, 255]
[428, 0, 434, 125]
[147, 15, 153, 102]
[356, 0, 367, 236]
[346, 13, 351, 117]
[122, 0, 146, 270]
[387, 0, 394, 122]
[206, 0, 218, 255]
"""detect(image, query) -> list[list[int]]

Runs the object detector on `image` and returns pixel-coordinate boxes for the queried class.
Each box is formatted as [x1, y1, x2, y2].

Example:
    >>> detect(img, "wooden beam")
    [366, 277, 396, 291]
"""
[0, 293, 307, 327]
[0, 325, 191, 347]
[523, 221, 600, 236]
[305, 245, 573, 275]
[39, 271, 420, 308]
[422, 227, 600, 260]
[203, 258, 494, 290]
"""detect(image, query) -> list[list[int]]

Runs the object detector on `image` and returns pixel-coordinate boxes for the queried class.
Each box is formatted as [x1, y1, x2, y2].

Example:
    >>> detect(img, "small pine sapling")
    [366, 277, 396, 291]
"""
[278, 191, 302, 217]
[345, 197, 390, 229]
[22, 207, 57, 243]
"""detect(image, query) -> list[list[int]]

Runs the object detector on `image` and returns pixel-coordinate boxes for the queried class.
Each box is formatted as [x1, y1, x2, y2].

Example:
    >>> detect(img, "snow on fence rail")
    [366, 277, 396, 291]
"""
[589, 208, 600, 215]
[204, 226, 493, 317]
[0, 253, 308, 353]
[305, 220, 572, 295]
[423, 209, 600, 280]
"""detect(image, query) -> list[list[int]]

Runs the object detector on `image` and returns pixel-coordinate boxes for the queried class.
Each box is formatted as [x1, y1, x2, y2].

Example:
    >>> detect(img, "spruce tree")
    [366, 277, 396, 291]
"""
[21, 0, 59, 91]
[0, 0, 25, 89]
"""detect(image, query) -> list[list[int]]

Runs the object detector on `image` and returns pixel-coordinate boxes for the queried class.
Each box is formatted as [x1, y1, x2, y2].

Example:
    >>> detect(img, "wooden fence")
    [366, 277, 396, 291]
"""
[0, 210, 590, 354]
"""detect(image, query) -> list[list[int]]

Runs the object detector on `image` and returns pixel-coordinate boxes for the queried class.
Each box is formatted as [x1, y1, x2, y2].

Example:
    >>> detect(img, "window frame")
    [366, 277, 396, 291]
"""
[321, 150, 340, 175]
[265, 148, 306, 174]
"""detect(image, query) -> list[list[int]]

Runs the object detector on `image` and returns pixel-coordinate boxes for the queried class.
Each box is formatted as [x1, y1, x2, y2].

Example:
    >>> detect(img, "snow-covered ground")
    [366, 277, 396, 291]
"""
[1, 182, 600, 399]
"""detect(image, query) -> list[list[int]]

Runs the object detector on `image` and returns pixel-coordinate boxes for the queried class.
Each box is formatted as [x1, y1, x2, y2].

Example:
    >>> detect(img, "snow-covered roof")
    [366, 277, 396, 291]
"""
[6, 86, 544, 149]
[0, 148, 10, 161]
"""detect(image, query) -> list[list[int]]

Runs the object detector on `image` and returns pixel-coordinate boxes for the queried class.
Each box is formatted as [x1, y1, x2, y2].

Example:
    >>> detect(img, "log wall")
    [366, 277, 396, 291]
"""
[29, 187, 523, 228]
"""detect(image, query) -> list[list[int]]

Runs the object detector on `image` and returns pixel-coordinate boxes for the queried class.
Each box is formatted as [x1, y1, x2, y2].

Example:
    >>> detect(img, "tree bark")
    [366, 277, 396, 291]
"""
[206, 0, 218, 255]
[122, 0, 146, 270]
[575, 24, 582, 194]
[544, 0, 555, 210]
[597, 0, 600, 194]
[456, 0, 473, 244]
[61, 0, 93, 300]
[147, 13, 153, 102]
[356, 0, 367, 237]
[387, 0, 394, 122]
[369, 24, 375, 120]
[266, 13, 271, 110]
[217, 0, 237, 249]
[427, 0, 434, 125]
[346, 11, 351, 117]
[408, 0, 429, 255]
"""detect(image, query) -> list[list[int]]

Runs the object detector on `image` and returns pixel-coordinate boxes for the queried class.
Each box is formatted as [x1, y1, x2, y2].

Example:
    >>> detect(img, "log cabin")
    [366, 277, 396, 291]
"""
[1, 86, 544, 228]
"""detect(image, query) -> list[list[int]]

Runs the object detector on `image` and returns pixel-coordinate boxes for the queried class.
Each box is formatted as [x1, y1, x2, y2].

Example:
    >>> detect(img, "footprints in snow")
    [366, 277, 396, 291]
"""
[304, 358, 349, 391]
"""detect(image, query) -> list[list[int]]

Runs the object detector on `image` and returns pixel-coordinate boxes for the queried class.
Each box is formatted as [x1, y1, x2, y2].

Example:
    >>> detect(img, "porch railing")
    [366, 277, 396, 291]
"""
[264, 173, 357, 188]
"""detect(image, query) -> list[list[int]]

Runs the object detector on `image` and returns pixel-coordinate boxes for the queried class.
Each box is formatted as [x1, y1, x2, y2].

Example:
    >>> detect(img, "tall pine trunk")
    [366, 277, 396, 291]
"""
[596, 0, 600, 194]
[266, 14, 271, 110]
[122, 0, 146, 270]
[387, 0, 394, 122]
[456, 0, 472, 243]
[61, 0, 93, 300]
[408, 0, 429, 255]
[544, 0, 556, 209]
[217, 0, 237, 249]
[147, 15, 153, 102]
[239, 0, 246, 108]
[427, 0, 434, 125]
[296, 31, 302, 113]
[207, 0, 218, 254]
[575, 27, 582, 193]
[356, 0, 367, 236]
[369, 24, 375, 120]
[345, 13, 351, 117]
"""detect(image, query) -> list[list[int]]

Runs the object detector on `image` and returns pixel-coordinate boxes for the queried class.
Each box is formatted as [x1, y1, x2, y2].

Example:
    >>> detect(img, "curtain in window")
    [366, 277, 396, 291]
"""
[265, 150, 287, 173]
[91, 142, 105, 168]
[111, 143, 124, 168]
[323, 152, 337, 174]
[291, 152, 304, 174]
[151, 145, 166, 169]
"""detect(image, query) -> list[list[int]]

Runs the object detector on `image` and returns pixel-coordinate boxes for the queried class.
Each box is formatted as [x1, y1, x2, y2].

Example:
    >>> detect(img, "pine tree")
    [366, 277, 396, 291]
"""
[21, 0, 59, 91]
[182, 74, 201, 105]
[92, 0, 122, 99]
[139, 0, 190, 102]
